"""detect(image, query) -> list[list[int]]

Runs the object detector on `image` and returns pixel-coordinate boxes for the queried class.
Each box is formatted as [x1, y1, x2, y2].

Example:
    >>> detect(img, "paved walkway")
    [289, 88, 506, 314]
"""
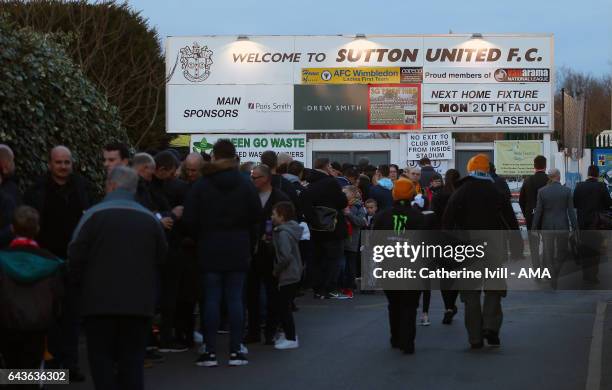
[67, 290, 612, 390]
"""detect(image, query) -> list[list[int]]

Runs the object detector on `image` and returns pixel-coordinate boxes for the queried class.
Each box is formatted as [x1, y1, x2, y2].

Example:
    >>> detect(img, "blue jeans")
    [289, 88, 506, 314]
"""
[202, 272, 246, 353]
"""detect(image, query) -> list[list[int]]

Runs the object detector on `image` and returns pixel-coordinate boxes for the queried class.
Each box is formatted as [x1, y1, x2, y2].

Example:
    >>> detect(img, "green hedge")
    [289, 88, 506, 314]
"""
[0, 16, 129, 194]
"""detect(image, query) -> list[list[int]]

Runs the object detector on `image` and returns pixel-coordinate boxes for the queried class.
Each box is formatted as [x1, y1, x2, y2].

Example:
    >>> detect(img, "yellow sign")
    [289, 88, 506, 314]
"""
[494, 140, 543, 175]
[169, 134, 191, 147]
[301, 67, 401, 84]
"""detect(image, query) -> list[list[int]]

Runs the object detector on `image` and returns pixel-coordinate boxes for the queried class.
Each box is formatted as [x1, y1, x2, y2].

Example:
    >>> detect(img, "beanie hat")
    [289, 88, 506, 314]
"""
[392, 178, 416, 201]
[467, 154, 490, 174]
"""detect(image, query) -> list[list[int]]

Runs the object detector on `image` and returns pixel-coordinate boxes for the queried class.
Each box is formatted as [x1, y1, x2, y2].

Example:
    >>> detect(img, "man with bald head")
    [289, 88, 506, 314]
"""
[24, 145, 92, 381]
[182, 152, 205, 184]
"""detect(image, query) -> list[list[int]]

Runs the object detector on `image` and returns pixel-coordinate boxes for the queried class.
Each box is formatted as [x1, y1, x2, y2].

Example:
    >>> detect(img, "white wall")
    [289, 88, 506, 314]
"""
[306, 138, 400, 168]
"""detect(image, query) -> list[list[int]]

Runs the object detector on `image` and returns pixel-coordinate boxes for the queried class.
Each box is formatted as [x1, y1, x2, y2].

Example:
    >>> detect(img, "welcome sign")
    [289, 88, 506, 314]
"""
[167, 34, 553, 133]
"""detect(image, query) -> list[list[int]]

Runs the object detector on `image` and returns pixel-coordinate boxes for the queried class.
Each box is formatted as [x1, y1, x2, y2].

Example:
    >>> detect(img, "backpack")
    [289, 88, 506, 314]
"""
[309, 206, 338, 232]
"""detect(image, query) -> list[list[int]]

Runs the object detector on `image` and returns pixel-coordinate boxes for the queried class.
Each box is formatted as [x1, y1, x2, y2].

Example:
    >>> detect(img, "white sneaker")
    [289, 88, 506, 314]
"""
[240, 343, 249, 355]
[274, 337, 299, 350]
[420, 313, 431, 326]
[198, 343, 208, 354]
[273, 332, 286, 343]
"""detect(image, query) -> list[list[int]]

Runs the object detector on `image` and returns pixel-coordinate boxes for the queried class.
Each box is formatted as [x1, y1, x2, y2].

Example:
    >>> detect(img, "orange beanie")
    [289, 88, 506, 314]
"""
[467, 154, 490, 173]
[392, 178, 416, 201]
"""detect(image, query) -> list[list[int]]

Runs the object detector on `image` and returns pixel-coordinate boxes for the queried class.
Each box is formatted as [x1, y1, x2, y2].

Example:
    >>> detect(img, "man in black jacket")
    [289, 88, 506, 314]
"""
[150, 151, 191, 352]
[24, 145, 92, 381]
[245, 164, 290, 344]
[261, 150, 300, 215]
[68, 166, 167, 390]
[443, 154, 520, 349]
[183, 140, 262, 367]
[573, 165, 612, 283]
[519, 155, 548, 269]
[300, 158, 348, 299]
[373, 178, 425, 354]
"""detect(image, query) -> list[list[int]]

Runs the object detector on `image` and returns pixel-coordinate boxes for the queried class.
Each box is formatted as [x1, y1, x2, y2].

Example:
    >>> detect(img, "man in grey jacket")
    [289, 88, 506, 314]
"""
[532, 169, 577, 288]
[68, 167, 168, 390]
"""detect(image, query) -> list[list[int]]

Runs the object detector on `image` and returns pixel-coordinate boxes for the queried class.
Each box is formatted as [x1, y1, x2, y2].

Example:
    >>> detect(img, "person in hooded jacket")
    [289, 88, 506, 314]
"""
[369, 164, 394, 212]
[373, 178, 425, 354]
[183, 140, 262, 367]
[0, 206, 64, 385]
[269, 201, 303, 350]
[442, 154, 521, 349]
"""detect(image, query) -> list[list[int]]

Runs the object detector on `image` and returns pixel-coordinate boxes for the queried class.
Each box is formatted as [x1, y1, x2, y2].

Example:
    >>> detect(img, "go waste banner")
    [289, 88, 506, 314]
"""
[190, 134, 307, 162]
[166, 35, 553, 133]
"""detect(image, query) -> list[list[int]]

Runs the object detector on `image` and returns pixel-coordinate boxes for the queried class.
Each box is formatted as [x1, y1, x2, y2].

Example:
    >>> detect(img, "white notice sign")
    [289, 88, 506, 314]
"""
[406, 132, 453, 160]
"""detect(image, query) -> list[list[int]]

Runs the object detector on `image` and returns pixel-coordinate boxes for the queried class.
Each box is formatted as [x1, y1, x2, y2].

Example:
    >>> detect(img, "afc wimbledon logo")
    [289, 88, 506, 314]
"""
[180, 42, 213, 82]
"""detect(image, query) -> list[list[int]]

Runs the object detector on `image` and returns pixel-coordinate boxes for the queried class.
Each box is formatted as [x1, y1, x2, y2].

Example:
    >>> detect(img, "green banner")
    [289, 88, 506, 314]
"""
[494, 140, 543, 175]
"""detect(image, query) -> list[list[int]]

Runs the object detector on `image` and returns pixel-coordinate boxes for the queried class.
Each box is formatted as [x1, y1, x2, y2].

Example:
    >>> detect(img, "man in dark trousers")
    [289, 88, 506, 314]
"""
[373, 178, 425, 354]
[150, 151, 191, 353]
[245, 164, 290, 344]
[68, 166, 167, 390]
[519, 155, 549, 269]
[573, 165, 612, 283]
[300, 158, 348, 299]
[532, 169, 577, 289]
[183, 140, 262, 367]
[24, 145, 92, 381]
[443, 154, 520, 349]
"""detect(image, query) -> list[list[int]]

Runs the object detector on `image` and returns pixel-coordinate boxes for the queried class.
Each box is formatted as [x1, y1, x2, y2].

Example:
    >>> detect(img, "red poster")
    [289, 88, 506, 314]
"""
[368, 84, 421, 130]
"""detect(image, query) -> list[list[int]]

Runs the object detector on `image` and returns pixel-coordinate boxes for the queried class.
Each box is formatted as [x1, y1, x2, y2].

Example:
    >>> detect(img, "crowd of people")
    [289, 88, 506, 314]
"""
[0, 140, 610, 389]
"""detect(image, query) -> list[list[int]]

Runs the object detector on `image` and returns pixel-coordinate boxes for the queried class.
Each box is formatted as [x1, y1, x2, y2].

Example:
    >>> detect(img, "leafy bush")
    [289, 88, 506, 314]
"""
[1, 0, 169, 149]
[0, 16, 130, 194]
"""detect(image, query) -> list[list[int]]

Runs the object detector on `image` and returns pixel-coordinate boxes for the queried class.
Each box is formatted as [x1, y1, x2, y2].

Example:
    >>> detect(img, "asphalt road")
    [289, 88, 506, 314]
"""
[65, 289, 612, 390]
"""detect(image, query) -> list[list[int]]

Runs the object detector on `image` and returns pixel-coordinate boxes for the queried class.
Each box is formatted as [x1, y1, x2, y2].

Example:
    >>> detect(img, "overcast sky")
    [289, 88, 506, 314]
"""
[127, 0, 611, 77]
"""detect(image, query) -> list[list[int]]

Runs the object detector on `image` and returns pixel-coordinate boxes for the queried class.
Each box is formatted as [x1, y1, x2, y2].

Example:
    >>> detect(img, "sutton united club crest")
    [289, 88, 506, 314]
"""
[179, 42, 213, 82]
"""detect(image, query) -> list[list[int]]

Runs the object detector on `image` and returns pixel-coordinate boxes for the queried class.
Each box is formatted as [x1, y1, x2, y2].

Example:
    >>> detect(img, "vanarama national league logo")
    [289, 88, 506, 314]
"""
[179, 42, 213, 82]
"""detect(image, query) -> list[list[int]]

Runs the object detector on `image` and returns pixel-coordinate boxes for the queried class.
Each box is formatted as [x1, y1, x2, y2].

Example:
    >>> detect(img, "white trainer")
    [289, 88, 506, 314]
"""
[274, 337, 299, 350]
